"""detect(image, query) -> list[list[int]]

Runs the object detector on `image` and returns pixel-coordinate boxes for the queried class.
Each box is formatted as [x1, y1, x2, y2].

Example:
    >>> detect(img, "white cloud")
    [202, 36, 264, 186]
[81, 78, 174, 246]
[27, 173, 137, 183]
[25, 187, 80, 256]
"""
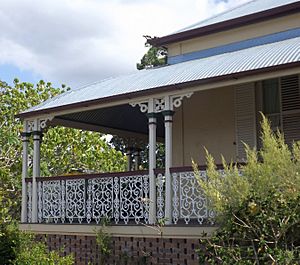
[0, 0, 250, 87]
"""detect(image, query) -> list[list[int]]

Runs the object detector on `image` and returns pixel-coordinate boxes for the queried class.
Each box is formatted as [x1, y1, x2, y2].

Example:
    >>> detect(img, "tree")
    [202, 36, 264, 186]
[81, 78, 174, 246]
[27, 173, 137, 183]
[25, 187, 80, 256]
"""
[1, 79, 126, 218]
[195, 116, 300, 264]
[0, 78, 126, 264]
[0, 79, 65, 219]
[136, 37, 167, 70]
[109, 136, 165, 169]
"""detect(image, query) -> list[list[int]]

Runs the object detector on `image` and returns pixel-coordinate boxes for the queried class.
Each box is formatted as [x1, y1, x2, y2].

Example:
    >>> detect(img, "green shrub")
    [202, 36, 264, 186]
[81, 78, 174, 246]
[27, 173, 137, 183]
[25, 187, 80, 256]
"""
[0, 223, 21, 264]
[195, 116, 300, 264]
[0, 172, 74, 265]
[0, 222, 74, 265]
[95, 219, 112, 265]
[13, 233, 74, 265]
[0, 186, 22, 265]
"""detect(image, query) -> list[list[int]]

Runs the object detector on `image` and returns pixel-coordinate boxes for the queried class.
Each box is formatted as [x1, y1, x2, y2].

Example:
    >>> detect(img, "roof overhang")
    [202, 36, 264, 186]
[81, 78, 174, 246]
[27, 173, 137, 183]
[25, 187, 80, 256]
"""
[148, 1, 300, 47]
[16, 62, 300, 139]
[17, 61, 300, 120]
[17, 33, 300, 141]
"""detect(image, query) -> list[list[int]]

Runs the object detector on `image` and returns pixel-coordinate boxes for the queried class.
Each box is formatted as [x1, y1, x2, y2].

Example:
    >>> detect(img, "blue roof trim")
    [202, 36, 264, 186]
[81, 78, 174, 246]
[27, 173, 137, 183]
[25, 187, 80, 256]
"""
[168, 27, 300, 65]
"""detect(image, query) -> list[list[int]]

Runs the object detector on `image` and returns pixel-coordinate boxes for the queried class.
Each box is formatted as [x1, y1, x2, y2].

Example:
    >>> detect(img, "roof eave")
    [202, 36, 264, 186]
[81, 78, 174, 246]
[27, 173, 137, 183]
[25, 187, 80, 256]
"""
[16, 61, 300, 120]
[148, 1, 300, 47]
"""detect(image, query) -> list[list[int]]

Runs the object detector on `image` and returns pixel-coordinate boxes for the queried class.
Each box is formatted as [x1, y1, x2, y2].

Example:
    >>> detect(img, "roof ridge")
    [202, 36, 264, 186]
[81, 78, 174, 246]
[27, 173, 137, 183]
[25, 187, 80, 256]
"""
[172, 0, 255, 34]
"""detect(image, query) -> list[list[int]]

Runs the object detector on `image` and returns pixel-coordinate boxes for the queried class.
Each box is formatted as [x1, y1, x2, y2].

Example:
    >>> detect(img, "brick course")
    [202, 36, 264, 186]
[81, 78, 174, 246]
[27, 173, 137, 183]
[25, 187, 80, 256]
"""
[37, 234, 202, 265]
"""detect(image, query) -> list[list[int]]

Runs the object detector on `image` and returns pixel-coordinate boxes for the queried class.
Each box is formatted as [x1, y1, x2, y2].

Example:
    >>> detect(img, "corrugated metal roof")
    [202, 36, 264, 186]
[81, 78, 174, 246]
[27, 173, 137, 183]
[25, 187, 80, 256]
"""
[173, 0, 299, 34]
[23, 36, 300, 115]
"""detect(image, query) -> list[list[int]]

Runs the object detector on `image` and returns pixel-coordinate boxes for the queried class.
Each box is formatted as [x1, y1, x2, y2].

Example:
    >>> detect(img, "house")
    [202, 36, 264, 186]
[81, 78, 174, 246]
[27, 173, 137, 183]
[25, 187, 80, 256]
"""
[19, 0, 300, 264]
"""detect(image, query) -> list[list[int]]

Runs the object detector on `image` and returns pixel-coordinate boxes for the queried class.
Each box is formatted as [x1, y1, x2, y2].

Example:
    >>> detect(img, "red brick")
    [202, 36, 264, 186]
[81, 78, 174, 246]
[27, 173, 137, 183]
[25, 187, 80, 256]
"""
[36, 233, 206, 264]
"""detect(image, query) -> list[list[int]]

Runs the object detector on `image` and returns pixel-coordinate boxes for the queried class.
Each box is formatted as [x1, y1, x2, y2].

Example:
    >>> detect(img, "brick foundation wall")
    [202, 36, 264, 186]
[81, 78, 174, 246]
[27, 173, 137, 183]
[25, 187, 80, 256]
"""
[37, 234, 202, 265]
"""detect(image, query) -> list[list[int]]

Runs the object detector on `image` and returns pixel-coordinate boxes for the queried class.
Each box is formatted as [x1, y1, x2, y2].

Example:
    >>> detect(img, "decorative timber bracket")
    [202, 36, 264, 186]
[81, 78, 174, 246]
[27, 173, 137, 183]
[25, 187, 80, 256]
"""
[129, 92, 193, 113]
[26, 116, 54, 133]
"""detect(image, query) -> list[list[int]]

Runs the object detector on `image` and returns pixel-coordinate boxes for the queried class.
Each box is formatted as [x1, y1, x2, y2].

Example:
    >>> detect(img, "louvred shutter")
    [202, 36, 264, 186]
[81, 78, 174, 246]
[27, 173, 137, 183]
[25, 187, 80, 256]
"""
[235, 83, 257, 161]
[281, 75, 300, 145]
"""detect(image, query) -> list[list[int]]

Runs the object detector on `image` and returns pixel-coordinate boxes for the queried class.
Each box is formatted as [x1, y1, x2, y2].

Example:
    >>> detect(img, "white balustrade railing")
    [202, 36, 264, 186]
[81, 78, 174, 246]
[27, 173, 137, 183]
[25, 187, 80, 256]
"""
[27, 172, 152, 224]
[26, 168, 222, 225]
[156, 173, 165, 221]
[171, 170, 216, 225]
[27, 181, 32, 223]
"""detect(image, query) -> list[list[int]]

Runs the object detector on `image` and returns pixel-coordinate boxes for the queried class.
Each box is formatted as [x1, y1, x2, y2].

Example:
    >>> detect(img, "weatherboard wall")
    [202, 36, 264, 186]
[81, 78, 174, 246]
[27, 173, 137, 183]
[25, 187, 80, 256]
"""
[167, 13, 300, 59]
[172, 86, 236, 166]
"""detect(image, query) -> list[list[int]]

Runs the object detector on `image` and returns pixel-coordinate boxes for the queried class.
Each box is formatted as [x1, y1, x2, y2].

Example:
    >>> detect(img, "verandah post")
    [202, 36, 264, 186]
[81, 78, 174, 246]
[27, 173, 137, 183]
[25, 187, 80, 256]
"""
[32, 119, 41, 223]
[162, 95, 174, 224]
[147, 98, 157, 224]
[129, 93, 192, 224]
[21, 121, 30, 223]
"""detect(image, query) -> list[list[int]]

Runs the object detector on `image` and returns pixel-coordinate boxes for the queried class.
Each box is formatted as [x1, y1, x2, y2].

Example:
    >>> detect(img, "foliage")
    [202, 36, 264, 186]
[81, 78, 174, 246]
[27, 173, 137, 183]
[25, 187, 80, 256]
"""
[0, 79, 126, 218]
[0, 212, 74, 265]
[0, 223, 20, 264]
[41, 128, 126, 176]
[0, 185, 15, 227]
[0, 78, 126, 263]
[195, 116, 300, 264]
[13, 232, 74, 265]
[110, 136, 165, 169]
[0, 79, 63, 219]
[95, 219, 112, 265]
[136, 46, 167, 70]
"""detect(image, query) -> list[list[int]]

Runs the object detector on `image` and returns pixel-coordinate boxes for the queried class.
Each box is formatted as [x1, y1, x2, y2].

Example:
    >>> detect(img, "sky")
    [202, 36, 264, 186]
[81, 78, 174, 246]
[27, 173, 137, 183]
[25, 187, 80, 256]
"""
[0, 0, 250, 89]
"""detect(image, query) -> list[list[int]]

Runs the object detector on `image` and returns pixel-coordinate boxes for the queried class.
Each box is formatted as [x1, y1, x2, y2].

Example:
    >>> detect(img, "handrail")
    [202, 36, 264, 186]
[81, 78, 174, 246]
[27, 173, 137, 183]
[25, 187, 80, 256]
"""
[170, 162, 246, 173]
[25, 169, 148, 182]
[154, 168, 165, 174]
[25, 163, 246, 182]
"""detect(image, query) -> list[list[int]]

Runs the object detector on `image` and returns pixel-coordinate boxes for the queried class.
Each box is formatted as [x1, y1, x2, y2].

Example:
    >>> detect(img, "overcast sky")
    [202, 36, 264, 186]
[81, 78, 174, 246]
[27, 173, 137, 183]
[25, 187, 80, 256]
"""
[0, 0, 250, 88]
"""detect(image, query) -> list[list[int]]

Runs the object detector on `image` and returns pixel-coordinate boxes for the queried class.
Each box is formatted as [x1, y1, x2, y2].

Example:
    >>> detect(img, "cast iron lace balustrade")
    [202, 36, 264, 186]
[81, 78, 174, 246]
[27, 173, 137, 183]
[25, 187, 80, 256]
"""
[25, 167, 237, 225]
[171, 169, 221, 225]
[27, 182, 32, 223]
[26, 171, 153, 224]
[156, 172, 165, 221]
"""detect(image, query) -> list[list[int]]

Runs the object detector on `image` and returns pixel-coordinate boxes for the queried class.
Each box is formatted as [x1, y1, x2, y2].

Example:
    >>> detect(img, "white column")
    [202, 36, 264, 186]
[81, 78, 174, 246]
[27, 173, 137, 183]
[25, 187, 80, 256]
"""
[163, 96, 174, 224]
[32, 119, 41, 223]
[21, 122, 30, 223]
[147, 98, 157, 224]
[130, 93, 193, 224]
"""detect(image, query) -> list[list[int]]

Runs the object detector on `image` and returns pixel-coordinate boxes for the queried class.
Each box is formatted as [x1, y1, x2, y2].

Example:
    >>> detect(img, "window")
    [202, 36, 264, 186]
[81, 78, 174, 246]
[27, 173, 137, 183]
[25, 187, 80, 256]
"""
[262, 79, 281, 132]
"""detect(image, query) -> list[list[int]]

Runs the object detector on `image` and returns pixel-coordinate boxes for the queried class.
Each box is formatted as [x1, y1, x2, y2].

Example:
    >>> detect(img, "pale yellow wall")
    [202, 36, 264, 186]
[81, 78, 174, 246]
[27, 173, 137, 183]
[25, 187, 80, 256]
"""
[173, 86, 236, 166]
[168, 14, 300, 57]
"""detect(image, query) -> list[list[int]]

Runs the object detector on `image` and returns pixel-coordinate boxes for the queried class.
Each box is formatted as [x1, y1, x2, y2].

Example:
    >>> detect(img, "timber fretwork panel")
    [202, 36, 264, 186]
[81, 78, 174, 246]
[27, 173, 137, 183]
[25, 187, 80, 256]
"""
[37, 234, 202, 265]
